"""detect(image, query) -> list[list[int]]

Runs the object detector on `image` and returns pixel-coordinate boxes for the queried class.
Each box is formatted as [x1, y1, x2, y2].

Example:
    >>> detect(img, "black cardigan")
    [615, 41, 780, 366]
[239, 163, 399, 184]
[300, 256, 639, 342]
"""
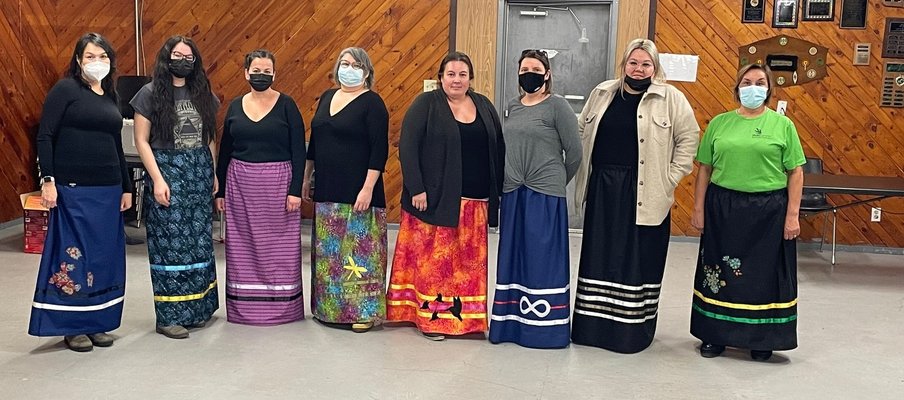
[399, 89, 504, 227]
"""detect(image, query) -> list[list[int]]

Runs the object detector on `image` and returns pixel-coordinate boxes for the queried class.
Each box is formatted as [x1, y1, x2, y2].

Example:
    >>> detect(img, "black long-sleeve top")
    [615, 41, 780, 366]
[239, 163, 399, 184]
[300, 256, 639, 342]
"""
[399, 89, 505, 228]
[216, 93, 306, 198]
[458, 119, 490, 199]
[36, 78, 131, 193]
[592, 90, 643, 167]
[307, 89, 389, 207]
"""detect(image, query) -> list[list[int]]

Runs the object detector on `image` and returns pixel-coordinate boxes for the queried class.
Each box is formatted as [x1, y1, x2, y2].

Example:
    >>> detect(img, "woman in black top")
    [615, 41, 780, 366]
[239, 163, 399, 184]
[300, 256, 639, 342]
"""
[131, 36, 220, 340]
[215, 49, 306, 326]
[386, 51, 504, 341]
[303, 47, 389, 333]
[28, 33, 131, 352]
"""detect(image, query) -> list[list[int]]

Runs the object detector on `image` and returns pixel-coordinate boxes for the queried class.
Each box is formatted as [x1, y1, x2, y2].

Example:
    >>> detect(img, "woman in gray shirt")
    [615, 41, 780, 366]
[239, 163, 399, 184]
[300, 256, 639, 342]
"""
[488, 49, 581, 349]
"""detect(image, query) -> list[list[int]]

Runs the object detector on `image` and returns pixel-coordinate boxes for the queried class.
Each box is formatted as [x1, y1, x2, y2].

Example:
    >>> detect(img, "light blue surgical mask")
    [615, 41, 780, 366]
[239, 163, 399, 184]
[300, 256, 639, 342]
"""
[337, 65, 365, 87]
[739, 85, 767, 109]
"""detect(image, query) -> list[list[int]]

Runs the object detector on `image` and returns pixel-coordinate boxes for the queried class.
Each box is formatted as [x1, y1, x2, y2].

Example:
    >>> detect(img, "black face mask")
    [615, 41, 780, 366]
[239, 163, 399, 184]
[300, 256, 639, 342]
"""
[168, 59, 194, 78]
[518, 72, 546, 94]
[624, 75, 652, 92]
[249, 73, 273, 92]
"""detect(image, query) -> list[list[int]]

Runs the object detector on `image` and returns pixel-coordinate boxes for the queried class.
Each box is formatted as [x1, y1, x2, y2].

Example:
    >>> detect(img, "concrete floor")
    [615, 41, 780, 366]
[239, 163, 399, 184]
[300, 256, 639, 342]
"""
[0, 222, 901, 399]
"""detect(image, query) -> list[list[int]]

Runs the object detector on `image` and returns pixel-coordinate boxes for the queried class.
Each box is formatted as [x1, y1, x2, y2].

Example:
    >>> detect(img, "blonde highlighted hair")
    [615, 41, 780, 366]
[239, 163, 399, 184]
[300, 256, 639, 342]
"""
[617, 38, 666, 84]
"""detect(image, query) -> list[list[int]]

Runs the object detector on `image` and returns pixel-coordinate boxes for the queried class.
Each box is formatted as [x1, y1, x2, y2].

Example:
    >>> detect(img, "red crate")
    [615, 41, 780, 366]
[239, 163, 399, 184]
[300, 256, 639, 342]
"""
[21, 192, 49, 254]
[24, 230, 46, 238]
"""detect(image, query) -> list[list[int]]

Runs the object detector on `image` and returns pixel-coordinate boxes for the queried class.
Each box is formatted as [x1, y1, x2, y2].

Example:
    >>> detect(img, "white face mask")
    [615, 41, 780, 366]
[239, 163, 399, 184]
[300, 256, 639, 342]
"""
[82, 61, 110, 82]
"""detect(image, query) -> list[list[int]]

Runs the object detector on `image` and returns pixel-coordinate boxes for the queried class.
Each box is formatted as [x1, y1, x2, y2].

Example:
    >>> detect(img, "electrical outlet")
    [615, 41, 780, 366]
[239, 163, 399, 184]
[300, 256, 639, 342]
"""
[776, 100, 788, 115]
[423, 79, 438, 92]
[871, 207, 882, 222]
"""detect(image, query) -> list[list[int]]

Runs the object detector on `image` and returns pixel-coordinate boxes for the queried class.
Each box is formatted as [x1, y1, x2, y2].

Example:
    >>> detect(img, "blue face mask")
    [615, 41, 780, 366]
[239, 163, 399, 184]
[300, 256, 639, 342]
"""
[337, 65, 365, 87]
[739, 85, 767, 109]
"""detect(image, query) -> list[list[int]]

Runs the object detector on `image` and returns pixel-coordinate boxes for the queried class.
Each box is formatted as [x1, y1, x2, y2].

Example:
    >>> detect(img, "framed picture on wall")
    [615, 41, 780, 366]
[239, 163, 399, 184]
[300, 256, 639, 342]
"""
[742, 0, 765, 23]
[802, 0, 835, 21]
[840, 0, 868, 29]
[773, 0, 800, 28]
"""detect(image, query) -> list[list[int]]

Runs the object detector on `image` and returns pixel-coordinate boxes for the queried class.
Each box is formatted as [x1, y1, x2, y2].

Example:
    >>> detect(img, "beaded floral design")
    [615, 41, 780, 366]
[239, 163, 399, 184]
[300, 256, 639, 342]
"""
[49, 262, 81, 295]
[723, 256, 742, 276]
[66, 246, 82, 260]
[703, 265, 726, 294]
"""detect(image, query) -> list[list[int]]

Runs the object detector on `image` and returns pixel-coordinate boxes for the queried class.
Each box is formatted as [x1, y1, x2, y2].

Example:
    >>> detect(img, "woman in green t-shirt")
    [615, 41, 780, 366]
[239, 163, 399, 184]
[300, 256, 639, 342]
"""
[690, 64, 806, 362]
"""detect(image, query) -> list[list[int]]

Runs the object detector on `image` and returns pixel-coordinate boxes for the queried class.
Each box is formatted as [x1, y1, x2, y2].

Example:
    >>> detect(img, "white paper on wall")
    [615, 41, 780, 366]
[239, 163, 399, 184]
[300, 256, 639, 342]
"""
[660, 53, 699, 82]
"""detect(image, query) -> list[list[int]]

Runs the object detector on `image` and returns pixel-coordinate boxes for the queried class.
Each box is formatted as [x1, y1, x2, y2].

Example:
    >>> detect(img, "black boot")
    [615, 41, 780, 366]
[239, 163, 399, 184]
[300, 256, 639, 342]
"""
[700, 343, 725, 358]
[750, 350, 773, 361]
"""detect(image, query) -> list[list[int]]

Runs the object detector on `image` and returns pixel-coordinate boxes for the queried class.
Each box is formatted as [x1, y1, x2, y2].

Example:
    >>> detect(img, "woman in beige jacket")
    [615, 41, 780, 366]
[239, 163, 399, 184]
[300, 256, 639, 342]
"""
[571, 38, 699, 353]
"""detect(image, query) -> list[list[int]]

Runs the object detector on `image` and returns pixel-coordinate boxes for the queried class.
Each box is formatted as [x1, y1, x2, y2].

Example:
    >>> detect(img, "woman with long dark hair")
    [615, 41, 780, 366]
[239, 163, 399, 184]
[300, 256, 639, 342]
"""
[131, 35, 220, 339]
[29, 32, 131, 352]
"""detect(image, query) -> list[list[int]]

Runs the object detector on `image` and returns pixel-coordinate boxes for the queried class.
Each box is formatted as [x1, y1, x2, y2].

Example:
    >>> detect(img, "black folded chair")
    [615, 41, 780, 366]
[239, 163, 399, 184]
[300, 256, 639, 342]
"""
[116, 76, 152, 229]
[800, 157, 838, 264]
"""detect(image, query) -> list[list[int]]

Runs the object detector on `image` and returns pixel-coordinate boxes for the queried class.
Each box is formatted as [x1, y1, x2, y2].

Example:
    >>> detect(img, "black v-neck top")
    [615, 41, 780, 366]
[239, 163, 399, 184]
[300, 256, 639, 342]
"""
[307, 89, 389, 207]
[215, 93, 306, 197]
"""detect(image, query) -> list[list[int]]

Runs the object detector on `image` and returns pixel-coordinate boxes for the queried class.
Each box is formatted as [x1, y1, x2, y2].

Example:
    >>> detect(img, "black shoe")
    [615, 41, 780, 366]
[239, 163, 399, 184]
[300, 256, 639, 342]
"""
[125, 235, 145, 245]
[700, 343, 725, 358]
[750, 350, 773, 361]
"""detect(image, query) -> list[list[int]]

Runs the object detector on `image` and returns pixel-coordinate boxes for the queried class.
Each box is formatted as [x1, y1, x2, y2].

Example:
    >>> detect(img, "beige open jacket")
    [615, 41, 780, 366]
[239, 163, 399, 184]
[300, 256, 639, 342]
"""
[573, 79, 700, 226]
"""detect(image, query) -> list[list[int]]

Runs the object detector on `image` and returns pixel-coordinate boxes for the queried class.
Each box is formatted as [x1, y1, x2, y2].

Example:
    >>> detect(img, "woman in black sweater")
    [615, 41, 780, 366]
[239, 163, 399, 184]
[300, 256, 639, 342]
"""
[28, 33, 131, 352]
[304, 47, 389, 333]
[215, 49, 306, 326]
[386, 51, 504, 340]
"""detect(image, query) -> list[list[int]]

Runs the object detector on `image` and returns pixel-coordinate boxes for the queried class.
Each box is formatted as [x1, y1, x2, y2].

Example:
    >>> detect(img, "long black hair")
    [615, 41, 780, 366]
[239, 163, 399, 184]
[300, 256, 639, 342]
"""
[67, 32, 117, 103]
[148, 35, 218, 145]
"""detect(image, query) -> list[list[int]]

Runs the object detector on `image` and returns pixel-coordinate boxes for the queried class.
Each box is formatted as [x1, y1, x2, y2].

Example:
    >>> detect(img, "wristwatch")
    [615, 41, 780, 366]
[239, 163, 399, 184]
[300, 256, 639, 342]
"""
[41, 176, 55, 184]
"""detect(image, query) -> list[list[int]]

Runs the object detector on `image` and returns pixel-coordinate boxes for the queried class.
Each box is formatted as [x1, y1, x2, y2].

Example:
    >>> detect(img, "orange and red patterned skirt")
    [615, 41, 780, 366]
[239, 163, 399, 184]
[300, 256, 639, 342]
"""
[386, 199, 488, 335]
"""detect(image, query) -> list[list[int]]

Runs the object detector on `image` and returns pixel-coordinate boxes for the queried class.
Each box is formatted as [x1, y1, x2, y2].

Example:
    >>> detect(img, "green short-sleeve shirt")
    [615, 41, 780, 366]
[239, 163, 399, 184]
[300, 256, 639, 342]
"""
[696, 108, 805, 193]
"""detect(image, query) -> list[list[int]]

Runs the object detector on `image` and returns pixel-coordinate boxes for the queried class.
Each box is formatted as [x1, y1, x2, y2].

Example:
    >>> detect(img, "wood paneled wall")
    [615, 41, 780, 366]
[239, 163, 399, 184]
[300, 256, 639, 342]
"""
[0, 0, 451, 224]
[615, 0, 652, 58]
[657, 0, 904, 248]
[454, 0, 499, 102]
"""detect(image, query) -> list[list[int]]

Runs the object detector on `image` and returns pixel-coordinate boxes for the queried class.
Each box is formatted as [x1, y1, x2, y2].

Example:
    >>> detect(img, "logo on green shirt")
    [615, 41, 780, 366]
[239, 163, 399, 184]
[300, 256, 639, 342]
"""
[753, 127, 763, 137]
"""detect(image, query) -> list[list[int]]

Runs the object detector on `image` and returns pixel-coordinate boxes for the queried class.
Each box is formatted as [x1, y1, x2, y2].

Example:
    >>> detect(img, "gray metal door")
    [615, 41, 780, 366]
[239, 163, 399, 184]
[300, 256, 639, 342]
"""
[498, 1, 618, 229]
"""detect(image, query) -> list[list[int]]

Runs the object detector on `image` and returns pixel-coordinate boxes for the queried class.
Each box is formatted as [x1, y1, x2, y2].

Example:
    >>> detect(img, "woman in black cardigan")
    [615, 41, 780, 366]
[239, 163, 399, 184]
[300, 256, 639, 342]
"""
[386, 51, 504, 340]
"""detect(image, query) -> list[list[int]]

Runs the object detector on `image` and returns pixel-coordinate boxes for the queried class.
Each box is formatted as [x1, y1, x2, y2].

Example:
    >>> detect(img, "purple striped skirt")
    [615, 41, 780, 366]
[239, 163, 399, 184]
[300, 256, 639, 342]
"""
[224, 159, 303, 325]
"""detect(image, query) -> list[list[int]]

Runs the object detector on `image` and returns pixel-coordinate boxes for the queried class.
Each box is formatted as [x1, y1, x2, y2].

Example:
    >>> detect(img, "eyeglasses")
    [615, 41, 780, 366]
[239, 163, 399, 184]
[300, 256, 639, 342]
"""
[339, 61, 364, 70]
[626, 60, 654, 70]
[171, 51, 196, 63]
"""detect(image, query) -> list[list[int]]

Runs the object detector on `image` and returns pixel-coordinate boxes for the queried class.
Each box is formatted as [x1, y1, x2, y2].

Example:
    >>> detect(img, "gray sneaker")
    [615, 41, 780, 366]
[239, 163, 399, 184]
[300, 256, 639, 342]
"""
[87, 332, 114, 347]
[155, 325, 189, 339]
[64, 335, 93, 352]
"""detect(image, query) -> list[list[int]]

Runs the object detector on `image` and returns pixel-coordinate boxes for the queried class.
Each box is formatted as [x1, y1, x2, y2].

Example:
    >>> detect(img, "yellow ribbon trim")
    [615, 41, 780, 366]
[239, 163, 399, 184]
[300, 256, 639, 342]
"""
[387, 300, 487, 319]
[154, 281, 218, 302]
[693, 290, 797, 310]
[388, 284, 486, 302]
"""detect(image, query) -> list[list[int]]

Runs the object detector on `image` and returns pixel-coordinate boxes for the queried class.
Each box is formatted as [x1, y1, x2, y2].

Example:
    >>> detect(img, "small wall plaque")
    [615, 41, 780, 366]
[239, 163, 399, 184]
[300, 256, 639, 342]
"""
[840, 0, 868, 29]
[802, 0, 835, 21]
[853, 43, 871, 65]
[774, 0, 800, 28]
[880, 62, 904, 107]
[882, 18, 904, 59]
[742, 0, 765, 23]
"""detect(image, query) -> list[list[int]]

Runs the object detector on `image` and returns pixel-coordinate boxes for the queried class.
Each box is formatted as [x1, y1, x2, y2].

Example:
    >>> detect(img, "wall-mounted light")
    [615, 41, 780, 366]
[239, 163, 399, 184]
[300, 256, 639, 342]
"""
[519, 9, 549, 17]
[519, 6, 589, 43]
